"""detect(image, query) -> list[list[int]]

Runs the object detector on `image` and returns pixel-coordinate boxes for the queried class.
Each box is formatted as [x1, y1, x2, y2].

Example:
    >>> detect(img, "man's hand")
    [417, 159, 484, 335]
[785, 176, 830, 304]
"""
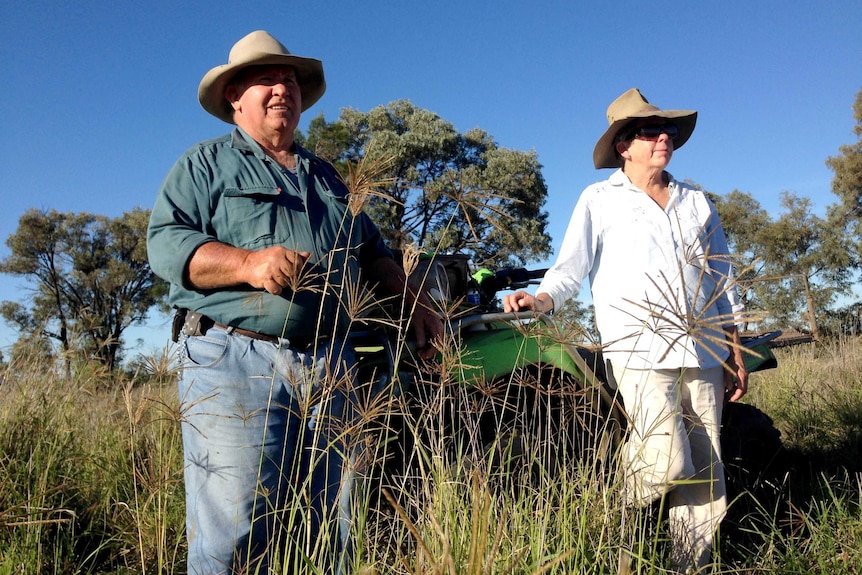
[242, 246, 310, 295]
[187, 242, 310, 294]
[410, 300, 445, 359]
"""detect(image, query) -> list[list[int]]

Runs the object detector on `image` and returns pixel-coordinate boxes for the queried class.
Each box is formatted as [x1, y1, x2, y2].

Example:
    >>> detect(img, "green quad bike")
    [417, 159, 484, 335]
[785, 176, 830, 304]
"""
[351, 254, 787, 505]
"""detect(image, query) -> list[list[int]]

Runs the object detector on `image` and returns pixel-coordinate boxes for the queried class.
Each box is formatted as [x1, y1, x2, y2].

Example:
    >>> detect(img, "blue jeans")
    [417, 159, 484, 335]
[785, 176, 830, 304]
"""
[178, 326, 358, 574]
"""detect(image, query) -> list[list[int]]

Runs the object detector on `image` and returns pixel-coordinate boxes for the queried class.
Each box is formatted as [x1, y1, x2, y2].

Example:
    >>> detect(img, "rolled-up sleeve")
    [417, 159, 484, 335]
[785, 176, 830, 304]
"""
[147, 152, 217, 288]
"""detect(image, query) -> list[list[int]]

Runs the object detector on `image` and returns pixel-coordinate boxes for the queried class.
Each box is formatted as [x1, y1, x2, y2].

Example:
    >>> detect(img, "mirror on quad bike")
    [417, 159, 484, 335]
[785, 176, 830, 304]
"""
[392, 249, 549, 310]
[401, 253, 472, 303]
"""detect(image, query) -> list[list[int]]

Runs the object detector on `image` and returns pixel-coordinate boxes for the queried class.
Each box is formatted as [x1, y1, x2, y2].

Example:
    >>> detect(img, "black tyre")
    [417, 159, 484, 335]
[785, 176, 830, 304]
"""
[720, 401, 790, 557]
[721, 401, 787, 497]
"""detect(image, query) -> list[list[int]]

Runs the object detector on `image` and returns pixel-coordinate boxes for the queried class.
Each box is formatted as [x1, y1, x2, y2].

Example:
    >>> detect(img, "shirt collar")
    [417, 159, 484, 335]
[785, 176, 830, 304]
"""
[607, 169, 629, 187]
[607, 168, 677, 189]
[230, 127, 311, 172]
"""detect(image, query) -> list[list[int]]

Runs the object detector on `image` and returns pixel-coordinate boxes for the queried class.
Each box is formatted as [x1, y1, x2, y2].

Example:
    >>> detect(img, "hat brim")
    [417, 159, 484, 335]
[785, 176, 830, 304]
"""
[593, 110, 697, 169]
[198, 53, 326, 124]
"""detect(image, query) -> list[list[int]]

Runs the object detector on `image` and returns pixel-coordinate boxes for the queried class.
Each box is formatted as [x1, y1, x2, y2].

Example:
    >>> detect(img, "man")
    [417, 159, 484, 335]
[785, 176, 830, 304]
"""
[147, 30, 442, 574]
[503, 88, 748, 573]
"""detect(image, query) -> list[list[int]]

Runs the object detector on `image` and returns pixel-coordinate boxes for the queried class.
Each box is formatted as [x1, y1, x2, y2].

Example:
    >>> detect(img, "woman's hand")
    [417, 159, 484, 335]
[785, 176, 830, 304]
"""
[502, 291, 553, 314]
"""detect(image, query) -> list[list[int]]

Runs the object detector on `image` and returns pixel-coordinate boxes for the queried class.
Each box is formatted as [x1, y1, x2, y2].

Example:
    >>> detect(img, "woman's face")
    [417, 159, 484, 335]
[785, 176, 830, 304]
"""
[616, 120, 677, 169]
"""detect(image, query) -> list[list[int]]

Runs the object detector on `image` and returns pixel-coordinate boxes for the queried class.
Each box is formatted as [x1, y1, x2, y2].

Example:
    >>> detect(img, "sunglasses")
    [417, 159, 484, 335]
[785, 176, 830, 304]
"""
[626, 123, 679, 141]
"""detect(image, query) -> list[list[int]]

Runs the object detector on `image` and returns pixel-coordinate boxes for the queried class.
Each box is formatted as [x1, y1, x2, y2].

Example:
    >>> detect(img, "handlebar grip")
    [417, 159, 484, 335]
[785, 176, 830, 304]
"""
[524, 268, 548, 280]
[476, 268, 549, 299]
[492, 267, 547, 285]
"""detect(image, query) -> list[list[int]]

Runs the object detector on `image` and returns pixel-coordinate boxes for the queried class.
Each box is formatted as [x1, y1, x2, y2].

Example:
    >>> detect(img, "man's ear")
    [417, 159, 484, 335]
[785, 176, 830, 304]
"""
[225, 85, 241, 112]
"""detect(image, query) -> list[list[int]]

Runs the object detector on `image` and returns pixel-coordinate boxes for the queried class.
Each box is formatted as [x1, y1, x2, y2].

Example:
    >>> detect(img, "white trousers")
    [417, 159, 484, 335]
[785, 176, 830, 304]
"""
[611, 361, 727, 573]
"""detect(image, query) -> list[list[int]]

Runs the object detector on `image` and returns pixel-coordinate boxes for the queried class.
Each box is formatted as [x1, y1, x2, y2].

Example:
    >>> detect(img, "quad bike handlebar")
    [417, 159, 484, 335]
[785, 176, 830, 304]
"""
[480, 267, 548, 292]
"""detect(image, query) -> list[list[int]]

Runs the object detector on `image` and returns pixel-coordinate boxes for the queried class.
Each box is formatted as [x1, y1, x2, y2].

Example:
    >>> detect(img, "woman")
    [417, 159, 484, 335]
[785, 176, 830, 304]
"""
[504, 88, 748, 573]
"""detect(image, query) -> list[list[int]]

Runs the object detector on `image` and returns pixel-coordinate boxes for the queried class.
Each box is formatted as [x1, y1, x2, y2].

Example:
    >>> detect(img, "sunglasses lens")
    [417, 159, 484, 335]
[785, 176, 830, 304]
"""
[634, 123, 679, 140]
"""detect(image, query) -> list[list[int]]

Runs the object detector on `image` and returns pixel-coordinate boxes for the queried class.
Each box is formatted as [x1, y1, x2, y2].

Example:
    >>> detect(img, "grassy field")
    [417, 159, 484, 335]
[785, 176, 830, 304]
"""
[1, 336, 860, 574]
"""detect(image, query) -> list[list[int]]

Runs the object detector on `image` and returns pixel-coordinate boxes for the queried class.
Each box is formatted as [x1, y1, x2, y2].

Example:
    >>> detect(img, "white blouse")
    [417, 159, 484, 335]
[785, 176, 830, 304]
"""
[539, 169, 744, 370]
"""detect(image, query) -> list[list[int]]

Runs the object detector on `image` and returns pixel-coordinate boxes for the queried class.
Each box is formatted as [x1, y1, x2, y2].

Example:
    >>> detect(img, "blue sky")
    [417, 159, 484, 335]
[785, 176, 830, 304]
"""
[2, 0, 861, 354]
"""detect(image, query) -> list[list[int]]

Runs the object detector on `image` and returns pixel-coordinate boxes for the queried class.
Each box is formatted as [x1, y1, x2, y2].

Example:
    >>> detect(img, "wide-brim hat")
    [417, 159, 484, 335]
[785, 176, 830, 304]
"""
[593, 88, 697, 169]
[198, 30, 326, 124]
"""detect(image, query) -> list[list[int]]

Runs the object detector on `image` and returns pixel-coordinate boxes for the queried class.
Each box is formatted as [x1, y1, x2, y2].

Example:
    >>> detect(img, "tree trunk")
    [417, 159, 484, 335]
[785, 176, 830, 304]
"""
[803, 275, 820, 340]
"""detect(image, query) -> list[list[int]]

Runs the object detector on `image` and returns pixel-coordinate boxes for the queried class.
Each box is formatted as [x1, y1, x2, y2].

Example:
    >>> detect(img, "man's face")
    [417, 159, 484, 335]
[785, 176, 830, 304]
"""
[226, 65, 302, 142]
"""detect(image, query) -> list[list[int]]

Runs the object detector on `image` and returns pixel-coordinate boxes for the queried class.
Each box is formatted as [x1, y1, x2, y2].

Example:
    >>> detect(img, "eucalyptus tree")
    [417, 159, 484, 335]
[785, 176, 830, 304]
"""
[0, 208, 167, 372]
[298, 99, 552, 269]
[707, 189, 771, 324]
[826, 87, 862, 258]
[713, 191, 853, 335]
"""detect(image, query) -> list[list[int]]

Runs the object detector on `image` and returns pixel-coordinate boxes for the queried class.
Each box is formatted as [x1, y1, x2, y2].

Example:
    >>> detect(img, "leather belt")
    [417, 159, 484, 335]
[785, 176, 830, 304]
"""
[203, 316, 281, 344]
[176, 309, 319, 349]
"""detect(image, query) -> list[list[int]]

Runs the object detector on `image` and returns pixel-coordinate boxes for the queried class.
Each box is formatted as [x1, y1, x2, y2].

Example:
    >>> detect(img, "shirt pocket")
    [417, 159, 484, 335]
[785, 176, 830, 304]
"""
[313, 172, 350, 203]
[307, 174, 360, 251]
[218, 186, 283, 249]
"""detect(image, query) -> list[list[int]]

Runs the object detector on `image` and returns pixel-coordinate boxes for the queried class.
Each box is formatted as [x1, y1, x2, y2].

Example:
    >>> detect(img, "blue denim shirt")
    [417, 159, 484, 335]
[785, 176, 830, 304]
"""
[147, 128, 392, 338]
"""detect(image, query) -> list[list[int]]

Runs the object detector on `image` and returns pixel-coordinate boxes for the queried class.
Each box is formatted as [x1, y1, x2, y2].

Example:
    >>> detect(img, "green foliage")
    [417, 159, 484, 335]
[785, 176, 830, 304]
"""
[299, 100, 552, 268]
[701, 86, 862, 336]
[749, 341, 862, 468]
[0, 207, 169, 371]
[713, 190, 854, 333]
[727, 339, 862, 574]
[826, 87, 862, 258]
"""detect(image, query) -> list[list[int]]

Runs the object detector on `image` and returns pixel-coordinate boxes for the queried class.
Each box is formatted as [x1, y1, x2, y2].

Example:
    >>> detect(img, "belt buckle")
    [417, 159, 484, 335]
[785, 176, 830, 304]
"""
[180, 310, 211, 337]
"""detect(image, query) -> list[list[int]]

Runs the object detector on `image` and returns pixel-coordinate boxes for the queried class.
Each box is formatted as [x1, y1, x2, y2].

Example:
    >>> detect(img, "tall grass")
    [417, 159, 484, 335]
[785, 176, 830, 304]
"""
[0, 340, 862, 574]
[747, 341, 862, 468]
[0, 343, 185, 573]
[1, 332, 861, 573]
[718, 340, 862, 574]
